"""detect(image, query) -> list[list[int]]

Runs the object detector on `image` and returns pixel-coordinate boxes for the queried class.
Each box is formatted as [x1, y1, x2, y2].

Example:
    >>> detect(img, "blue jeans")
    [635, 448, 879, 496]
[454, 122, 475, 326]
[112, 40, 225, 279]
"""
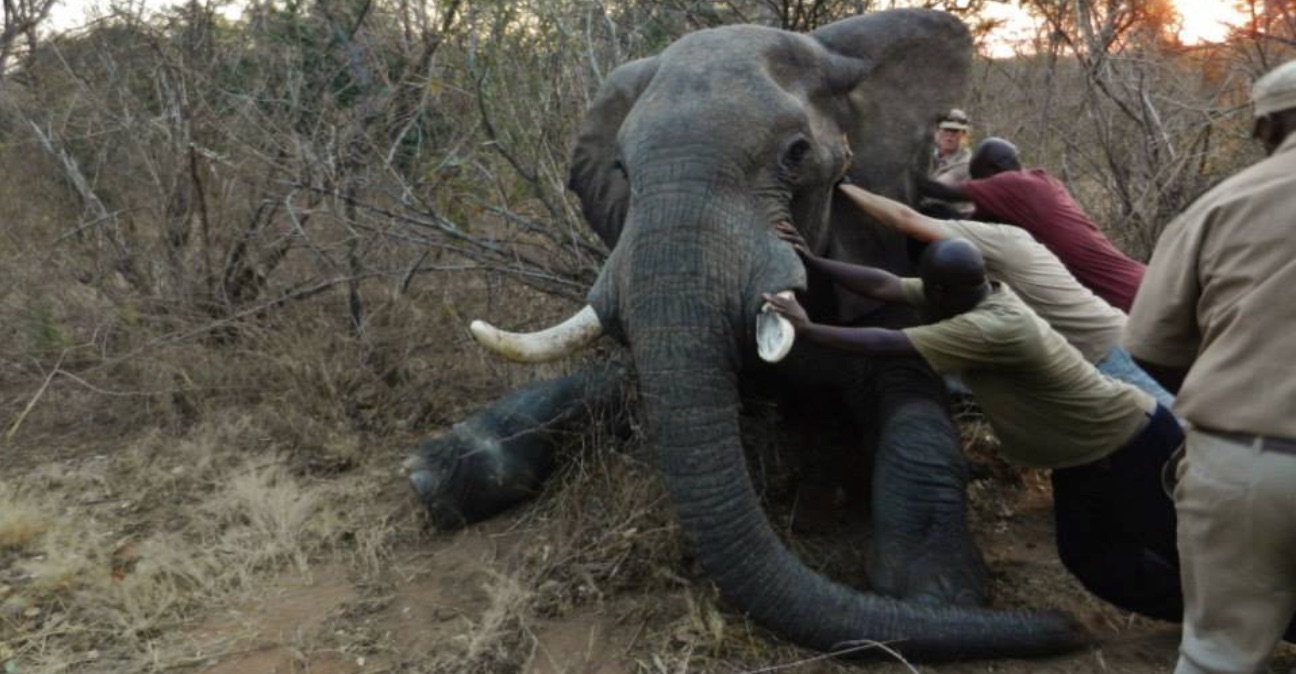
[1096, 346, 1175, 411]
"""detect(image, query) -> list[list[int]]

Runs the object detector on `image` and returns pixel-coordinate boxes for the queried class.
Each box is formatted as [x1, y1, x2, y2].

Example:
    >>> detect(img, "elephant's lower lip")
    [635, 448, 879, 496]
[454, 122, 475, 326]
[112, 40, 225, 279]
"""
[756, 290, 796, 363]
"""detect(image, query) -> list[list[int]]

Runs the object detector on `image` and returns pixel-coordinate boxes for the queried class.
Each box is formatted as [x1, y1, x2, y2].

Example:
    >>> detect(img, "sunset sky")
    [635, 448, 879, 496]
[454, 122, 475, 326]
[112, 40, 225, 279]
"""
[1175, 0, 1244, 43]
[45, 0, 1251, 46]
[980, 0, 1247, 57]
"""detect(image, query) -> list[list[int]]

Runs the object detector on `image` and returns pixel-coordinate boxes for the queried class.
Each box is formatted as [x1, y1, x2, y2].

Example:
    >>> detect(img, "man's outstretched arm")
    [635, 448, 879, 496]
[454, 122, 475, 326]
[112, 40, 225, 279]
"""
[762, 292, 917, 357]
[775, 222, 907, 304]
[838, 184, 951, 243]
[913, 172, 969, 203]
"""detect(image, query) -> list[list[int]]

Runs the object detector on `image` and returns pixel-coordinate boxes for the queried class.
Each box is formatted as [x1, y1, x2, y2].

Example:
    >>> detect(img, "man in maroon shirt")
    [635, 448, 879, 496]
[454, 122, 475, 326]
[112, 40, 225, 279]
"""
[915, 138, 1145, 312]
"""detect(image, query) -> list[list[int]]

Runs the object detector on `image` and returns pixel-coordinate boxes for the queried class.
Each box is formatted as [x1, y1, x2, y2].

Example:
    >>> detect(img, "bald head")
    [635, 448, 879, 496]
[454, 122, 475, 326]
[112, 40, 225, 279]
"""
[969, 137, 1022, 179]
[919, 238, 990, 319]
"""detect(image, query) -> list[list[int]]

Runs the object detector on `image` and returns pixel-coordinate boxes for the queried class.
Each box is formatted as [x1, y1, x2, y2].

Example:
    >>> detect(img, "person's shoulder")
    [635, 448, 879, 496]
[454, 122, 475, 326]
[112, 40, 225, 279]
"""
[1020, 168, 1058, 186]
[977, 169, 1037, 189]
[1175, 155, 1285, 226]
[975, 285, 1036, 325]
[977, 286, 1047, 343]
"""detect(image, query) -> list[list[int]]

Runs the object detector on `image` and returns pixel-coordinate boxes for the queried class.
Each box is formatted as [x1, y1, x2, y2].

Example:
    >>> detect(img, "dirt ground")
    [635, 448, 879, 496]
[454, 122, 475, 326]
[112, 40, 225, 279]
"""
[5, 384, 1296, 674]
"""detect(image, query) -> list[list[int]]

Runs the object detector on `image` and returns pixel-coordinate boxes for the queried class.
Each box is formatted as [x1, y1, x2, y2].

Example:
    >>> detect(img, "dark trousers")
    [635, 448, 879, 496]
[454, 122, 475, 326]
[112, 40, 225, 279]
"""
[1051, 403, 1184, 622]
[1053, 405, 1296, 641]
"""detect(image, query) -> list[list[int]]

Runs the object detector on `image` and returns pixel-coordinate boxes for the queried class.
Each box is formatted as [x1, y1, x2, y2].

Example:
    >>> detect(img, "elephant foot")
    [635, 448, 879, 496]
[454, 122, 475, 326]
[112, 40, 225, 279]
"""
[404, 364, 631, 529]
[404, 435, 466, 529]
[404, 421, 550, 530]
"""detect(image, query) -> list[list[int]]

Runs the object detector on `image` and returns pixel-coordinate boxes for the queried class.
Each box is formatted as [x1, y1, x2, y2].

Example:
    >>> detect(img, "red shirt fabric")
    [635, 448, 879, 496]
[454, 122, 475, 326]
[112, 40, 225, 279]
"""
[962, 169, 1145, 312]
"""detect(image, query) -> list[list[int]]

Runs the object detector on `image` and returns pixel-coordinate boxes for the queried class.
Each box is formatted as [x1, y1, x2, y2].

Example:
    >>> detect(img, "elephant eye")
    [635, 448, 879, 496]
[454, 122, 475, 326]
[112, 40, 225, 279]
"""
[612, 159, 628, 180]
[783, 138, 812, 166]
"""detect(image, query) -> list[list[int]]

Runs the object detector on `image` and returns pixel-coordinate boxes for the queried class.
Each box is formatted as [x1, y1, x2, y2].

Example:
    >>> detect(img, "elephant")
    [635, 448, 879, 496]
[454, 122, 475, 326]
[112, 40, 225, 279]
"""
[406, 8, 1089, 661]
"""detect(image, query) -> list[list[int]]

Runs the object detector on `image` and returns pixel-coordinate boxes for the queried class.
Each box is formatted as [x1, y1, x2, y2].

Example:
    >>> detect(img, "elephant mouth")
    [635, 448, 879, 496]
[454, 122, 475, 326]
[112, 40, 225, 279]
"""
[756, 290, 796, 363]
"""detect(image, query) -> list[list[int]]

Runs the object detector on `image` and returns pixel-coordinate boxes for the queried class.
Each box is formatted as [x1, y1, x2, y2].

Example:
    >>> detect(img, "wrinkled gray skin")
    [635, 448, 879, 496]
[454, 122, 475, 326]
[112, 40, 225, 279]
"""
[409, 9, 1086, 661]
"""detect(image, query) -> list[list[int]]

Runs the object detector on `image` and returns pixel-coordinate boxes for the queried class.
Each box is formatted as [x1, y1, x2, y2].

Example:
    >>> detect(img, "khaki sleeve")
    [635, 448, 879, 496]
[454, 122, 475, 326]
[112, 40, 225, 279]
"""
[902, 314, 996, 374]
[900, 277, 926, 307]
[1125, 210, 1205, 367]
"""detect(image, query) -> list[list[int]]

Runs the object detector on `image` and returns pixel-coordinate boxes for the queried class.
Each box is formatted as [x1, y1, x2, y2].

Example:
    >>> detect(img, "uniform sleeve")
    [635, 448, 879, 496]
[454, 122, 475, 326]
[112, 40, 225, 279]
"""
[902, 314, 997, 374]
[900, 277, 926, 307]
[1124, 210, 1205, 367]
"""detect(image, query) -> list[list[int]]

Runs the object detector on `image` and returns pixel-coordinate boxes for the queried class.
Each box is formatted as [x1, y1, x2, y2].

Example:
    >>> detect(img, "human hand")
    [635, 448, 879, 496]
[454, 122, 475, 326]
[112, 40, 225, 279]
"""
[774, 221, 811, 258]
[761, 292, 811, 333]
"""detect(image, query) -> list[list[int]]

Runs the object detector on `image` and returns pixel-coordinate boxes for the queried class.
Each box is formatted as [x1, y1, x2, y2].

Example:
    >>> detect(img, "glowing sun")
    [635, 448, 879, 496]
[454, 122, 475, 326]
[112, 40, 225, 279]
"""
[1174, 0, 1247, 44]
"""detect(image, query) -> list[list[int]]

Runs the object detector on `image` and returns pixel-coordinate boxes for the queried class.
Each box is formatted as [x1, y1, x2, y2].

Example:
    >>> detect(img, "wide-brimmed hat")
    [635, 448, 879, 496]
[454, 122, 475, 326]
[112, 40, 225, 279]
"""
[1252, 60, 1296, 118]
[938, 108, 971, 131]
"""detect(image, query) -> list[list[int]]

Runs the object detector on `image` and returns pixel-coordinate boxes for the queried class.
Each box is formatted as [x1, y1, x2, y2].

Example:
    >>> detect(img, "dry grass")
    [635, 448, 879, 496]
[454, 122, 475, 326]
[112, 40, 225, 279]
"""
[0, 409, 408, 672]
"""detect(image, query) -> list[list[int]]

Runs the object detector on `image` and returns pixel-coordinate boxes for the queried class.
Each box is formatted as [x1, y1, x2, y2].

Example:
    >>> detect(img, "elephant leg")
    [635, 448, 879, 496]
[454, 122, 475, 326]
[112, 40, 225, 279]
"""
[404, 362, 630, 529]
[776, 341, 987, 606]
[857, 357, 987, 607]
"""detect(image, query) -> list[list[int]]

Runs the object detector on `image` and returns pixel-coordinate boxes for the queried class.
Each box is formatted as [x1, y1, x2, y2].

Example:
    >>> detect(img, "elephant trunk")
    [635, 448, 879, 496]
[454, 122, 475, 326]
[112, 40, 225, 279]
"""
[631, 320, 1084, 659]
[620, 195, 1085, 660]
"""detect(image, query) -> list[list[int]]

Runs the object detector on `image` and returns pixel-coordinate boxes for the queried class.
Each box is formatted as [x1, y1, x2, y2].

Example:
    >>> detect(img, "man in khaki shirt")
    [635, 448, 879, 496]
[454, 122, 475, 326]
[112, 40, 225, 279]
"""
[927, 108, 974, 216]
[764, 236, 1185, 622]
[1126, 60, 1296, 673]
[837, 184, 1173, 410]
[931, 108, 972, 185]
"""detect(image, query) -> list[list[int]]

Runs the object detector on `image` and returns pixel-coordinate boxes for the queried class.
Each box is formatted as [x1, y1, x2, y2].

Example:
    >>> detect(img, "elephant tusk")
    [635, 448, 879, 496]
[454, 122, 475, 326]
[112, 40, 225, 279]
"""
[470, 305, 604, 364]
[756, 291, 796, 363]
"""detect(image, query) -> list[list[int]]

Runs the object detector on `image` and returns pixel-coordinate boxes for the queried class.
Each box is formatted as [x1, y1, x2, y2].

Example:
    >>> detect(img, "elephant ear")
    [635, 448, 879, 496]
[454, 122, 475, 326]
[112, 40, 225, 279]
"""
[567, 56, 659, 249]
[813, 9, 971, 319]
[814, 8, 972, 200]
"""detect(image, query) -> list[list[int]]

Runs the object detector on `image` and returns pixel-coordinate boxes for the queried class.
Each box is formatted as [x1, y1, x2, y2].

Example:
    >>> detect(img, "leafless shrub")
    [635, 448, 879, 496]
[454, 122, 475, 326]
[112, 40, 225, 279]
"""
[968, 0, 1294, 260]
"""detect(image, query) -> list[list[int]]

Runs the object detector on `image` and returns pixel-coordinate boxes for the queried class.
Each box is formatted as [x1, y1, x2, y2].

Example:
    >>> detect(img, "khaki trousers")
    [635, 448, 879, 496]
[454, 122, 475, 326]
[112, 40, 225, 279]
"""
[1174, 428, 1296, 674]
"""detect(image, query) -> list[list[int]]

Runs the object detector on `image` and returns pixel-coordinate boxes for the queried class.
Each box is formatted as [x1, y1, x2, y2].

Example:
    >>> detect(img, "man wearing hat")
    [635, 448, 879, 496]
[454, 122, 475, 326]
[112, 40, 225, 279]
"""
[1126, 59, 1296, 673]
[931, 108, 972, 185]
[928, 109, 974, 215]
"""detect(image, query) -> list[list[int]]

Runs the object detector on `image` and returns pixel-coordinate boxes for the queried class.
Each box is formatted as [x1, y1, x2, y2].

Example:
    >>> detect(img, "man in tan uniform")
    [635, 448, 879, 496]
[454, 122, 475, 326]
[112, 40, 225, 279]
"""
[927, 109, 974, 216]
[1126, 60, 1296, 673]
[834, 184, 1173, 409]
[931, 108, 972, 186]
[764, 238, 1185, 622]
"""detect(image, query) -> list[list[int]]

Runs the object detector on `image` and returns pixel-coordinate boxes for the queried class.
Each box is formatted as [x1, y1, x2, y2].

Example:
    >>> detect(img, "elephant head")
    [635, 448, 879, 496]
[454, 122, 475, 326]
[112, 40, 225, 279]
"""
[470, 9, 1084, 660]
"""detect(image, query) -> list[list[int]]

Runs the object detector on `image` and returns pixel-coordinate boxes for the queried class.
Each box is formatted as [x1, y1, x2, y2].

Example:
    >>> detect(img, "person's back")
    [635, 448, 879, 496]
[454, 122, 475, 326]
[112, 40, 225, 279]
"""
[1130, 138, 1296, 434]
[932, 219, 1125, 364]
[962, 168, 1145, 311]
[900, 280, 1152, 469]
[1126, 59, 1296, 673]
